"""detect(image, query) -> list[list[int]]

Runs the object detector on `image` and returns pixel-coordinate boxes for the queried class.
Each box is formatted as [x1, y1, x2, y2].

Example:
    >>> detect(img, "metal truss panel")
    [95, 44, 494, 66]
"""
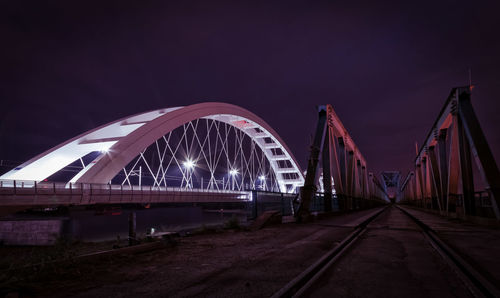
[297, 104, 388, 219]
[401, 87, 500, 219]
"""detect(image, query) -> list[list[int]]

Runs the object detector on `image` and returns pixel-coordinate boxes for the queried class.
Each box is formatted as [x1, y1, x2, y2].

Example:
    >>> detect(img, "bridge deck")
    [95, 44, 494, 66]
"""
[0, 180, 250, 206]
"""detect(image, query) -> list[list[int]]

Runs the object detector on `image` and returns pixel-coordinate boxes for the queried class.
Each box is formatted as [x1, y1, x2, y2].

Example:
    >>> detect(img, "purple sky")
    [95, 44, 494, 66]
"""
[1, 0, 499, 177]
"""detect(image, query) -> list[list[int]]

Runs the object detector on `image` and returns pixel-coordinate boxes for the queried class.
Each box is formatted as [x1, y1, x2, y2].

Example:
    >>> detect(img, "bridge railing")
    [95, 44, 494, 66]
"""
[399, 191, 497, 219]
[249, 190, 387, 219]
[0, 179, 250, 194]
[0, 179, 250, 206]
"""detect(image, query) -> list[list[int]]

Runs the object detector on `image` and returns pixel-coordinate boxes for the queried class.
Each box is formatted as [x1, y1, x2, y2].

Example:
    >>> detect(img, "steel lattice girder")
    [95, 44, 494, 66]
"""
[298, 104, 388, 218]
[402, 87, 500, 219]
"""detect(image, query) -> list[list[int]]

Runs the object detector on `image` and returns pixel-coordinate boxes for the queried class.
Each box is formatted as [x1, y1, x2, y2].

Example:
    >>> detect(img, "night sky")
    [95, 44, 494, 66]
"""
[1, 0, 500, 178]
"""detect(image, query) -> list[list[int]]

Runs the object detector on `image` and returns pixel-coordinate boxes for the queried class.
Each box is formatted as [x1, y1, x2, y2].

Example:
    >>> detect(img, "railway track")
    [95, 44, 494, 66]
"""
[272, 205, 500, 298]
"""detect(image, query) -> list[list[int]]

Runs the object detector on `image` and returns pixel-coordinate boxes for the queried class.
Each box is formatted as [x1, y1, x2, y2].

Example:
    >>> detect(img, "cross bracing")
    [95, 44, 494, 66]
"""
[399, 87, 500, 219]
[116, 118, 280, 192]
[0, 103, 304, 193]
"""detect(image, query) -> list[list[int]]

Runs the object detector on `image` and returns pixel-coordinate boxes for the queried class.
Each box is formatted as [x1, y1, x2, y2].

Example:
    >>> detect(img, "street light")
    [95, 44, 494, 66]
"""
[183, 159, 195, 169]
[183, 159, 195, 189]
[229, 169, 238, 190]
[259, 175, 266, 190]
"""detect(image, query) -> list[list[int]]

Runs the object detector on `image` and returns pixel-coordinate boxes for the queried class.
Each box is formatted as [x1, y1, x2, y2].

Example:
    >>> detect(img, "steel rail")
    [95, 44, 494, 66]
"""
[271, 206, 388, 298]
[397, 206, 500, 298]
[273, 205, 500, 298]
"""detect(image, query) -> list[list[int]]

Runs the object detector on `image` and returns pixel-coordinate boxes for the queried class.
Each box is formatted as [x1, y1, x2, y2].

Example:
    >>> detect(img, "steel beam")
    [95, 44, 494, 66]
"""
[438, 129, 448, 212]
[330, 130, 344, 195]
[458, 113, 475, 215]
[322, 131, 333, 212]
[297, 103, 384, 220]
[407, 87, 500, 219]
[297, 107, 327, 219]
[428, 146, 443, 212]
[457, 89, 500, 218]
[338, 137, 347, 195]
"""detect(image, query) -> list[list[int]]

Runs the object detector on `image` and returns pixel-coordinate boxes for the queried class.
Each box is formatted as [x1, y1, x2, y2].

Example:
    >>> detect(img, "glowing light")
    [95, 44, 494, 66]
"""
[183, 159, 195, 169]
[259, 175, 266, 181]
[100, 147, 109, 153]
[230, 169, 238, 176]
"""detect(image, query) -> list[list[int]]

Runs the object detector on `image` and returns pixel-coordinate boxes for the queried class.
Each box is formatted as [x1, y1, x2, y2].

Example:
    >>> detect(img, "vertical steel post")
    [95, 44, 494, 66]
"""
[128, 211, 136, 246]
[429, 146, 443, 212]
[438, 129, 449, 213]
[423, 157, 431, 208]
[330, 132, 344, 195]
[361, 166, 369, 199]
[281, 193, 285, 215]
[139, 166, 142, 188]
[338, 137, 347, 196]
[416, 164, 424, 206]
[322, 130, 332, 212]
[252, 190, 258, 219]
[458, 115, 475, 216]
[297, 107, 327, 220]
[80, 183, 84, 204]
[356, 160, 362, 199]
[346, 151, 355, 209]
[448, 111, 461, 213]
[457, 88, 500, 218]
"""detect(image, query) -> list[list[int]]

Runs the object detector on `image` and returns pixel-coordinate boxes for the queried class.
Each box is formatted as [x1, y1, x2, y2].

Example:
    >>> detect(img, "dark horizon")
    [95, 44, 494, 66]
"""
[1, 0, 500, 178]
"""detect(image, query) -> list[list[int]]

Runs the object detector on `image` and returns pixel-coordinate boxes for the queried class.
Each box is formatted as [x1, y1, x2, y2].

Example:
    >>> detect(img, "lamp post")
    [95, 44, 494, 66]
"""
[230, 169, 238, 190]
[259, 175, 266, 191]
[183, 159, 195, 188]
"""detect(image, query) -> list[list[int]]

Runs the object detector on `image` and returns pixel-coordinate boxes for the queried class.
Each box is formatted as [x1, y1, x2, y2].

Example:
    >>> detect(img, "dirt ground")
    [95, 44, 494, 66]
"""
[3, 206, 495, 298]
[307, 207, 471, 298]
[0, 208, 381, 297]
[400, 206, 500, 287]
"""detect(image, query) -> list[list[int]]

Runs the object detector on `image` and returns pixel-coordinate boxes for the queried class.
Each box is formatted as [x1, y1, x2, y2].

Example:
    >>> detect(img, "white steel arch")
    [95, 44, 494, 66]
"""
[1, 103, 304, 192]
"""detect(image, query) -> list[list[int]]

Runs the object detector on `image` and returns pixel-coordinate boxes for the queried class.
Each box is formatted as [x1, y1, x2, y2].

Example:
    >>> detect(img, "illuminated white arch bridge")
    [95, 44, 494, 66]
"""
[0, 103, 304, 206]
